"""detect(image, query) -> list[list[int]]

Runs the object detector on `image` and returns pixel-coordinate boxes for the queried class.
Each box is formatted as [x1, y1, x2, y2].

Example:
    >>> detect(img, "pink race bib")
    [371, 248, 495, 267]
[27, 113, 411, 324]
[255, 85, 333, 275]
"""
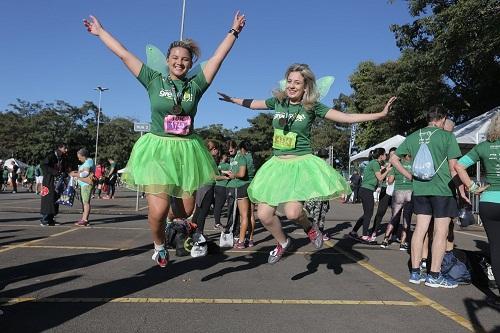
[164, 115, 191, 135]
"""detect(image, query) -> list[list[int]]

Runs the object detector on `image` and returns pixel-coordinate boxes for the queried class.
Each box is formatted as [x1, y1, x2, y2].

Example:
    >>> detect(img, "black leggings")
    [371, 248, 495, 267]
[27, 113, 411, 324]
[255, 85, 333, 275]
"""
[213, 185, 227, 226]
[192, 186, 215, 234]
[371, 187, 392, 235]
[353, 187, 375, 236]
[479, 202, 500, 290]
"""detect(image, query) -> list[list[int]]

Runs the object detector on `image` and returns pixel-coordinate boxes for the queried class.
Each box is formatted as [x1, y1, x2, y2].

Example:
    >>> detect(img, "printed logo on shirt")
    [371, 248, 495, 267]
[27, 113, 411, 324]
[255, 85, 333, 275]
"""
[274, 113, 306, 122]
[158, 89, 193, 102]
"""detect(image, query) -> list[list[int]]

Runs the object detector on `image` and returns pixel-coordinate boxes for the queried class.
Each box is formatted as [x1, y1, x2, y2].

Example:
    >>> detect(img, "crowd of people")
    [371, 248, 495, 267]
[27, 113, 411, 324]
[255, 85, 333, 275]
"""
[4, 9, 498, 312]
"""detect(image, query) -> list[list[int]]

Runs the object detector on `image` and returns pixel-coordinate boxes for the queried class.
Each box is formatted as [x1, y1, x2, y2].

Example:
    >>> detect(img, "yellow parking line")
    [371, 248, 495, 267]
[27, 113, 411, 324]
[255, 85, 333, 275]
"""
[0, 297, 424, 306]
[17, 244, 343, 256]
[0, 228, 81, 254]
[454, 230, 487, 239]
[324, 241, 474, 332]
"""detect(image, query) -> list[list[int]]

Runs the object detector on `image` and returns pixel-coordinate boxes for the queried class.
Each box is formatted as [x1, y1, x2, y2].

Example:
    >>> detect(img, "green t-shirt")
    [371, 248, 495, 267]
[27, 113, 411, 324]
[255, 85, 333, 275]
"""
[458, 140, 500, 203]
[216, 162, 230, 187]
[265, 97, 330, 156]
[396, 126, 461, 196]
[389, 159, 413, 191]
[227, 153, 249, 188]
[361, 159, 381, 191]
[245, 152, 255, 181]
[136, 64, 209, 136]
[26, 165, 35, 179]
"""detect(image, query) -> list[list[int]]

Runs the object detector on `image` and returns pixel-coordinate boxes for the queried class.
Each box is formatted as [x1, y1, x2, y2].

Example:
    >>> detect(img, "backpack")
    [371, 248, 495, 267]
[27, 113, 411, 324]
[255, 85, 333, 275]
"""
[441, 251, 471, 284]
[412, 129, 446, 180]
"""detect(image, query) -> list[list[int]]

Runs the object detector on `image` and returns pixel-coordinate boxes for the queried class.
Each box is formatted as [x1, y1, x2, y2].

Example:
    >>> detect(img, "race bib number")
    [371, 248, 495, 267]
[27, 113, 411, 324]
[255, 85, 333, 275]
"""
[164, 115, 191, 135]
[272, 128, 297, 150]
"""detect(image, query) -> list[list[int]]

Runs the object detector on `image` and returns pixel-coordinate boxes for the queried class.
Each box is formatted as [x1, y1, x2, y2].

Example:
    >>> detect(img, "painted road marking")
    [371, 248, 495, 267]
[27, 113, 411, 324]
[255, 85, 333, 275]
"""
[0, 297, 424, 306]
[0, 228, 80, 254]
[324, 241, 474, 332]
[454, 230, 487, 239]
[8, 244, 344, 256]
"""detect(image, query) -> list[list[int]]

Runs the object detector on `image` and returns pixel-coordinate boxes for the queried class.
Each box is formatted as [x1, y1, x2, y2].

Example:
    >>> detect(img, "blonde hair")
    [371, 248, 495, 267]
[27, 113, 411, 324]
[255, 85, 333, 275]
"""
[167, 39, 200, 63]
[486, 112, 500, 142]
[272, 63, 319, 111]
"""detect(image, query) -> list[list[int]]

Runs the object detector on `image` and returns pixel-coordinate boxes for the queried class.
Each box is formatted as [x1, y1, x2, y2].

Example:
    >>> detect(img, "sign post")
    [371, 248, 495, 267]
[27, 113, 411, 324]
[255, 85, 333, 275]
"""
[133, 122, 150, 211]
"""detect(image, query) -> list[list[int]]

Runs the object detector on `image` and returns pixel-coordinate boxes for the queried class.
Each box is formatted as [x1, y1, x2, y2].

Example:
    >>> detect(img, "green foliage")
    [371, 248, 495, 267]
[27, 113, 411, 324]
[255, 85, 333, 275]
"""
[0, 99, 138, 168]
[391, 0, 500, 119]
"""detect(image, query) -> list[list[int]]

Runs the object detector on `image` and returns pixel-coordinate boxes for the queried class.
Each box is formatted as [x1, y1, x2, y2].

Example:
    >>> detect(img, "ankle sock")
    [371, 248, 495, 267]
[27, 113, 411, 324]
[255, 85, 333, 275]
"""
[429, 271, 440, 278]
[279, 238, 289, 248]
[154, 242, 165, 251]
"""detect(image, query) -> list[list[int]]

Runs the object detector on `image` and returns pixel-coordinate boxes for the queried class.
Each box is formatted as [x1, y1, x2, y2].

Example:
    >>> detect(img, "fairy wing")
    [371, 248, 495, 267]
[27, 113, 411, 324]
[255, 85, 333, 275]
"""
[278, 76, 334, 100]
[146, 44, 168, 77]
[317, 76, 335, 100]
[146, 44, 206, 79]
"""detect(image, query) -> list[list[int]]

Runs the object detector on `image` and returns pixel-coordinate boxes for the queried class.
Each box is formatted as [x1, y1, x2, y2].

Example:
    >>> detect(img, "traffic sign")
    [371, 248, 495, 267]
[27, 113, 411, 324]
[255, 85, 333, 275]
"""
[134, 122, 150, 132]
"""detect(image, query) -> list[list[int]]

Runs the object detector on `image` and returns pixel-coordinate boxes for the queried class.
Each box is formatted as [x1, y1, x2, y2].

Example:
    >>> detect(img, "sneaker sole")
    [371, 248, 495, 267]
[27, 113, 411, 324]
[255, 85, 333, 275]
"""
[424, 281, 458, 288]
[409, 279, 421, 285]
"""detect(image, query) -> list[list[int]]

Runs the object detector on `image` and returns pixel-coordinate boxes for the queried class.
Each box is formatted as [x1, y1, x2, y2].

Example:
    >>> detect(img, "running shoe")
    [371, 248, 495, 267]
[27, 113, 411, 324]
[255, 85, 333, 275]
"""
[425, 274, 458, 288]
[380, 238, 389, 248]
[234, 240, 245, 249]
[399, 243, 409, 251]
[214, 223, 223, 230]
[247, 239, 255, 248]
[152, 248, 169, 267]
[409, 271, 426, 284]
[74, 219, 89, 227]
[307, 226, 324, 249]
[347, 231, 359, 240]
[268, 238, 292, 264]
[322, 233, 330, 241]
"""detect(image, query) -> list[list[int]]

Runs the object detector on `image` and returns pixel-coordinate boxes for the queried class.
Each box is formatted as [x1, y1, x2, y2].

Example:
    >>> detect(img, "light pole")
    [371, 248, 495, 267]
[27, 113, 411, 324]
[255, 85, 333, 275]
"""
[94, 86, 109, 165]
[180, 0, 186, 40]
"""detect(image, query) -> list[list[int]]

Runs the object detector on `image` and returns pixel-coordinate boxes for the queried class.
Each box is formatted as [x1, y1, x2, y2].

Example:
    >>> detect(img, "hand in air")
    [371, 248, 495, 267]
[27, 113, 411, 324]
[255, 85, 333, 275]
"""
[232, 11, 246, 33]
[83, 15, 103, 36]
[217, 92, 233, 103]
[381, 96, 397, 116]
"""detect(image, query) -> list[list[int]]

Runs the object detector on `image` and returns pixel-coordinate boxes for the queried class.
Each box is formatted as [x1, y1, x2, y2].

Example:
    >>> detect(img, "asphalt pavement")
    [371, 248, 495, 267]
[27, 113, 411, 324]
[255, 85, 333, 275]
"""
[0, 188, 498, 333]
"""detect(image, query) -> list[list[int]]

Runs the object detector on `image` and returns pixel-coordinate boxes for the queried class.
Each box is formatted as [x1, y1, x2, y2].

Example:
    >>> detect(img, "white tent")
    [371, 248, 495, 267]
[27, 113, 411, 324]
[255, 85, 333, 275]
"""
[349, 135, 406, 163]
[3, 158, 29, 170]
[453, 107, 499, 147]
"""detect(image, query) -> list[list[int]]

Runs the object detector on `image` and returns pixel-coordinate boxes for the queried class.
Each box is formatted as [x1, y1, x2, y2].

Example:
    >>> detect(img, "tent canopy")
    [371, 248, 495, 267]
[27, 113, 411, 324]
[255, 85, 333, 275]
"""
[349, 135, 406, 163]
[453, 107, 499, 146]
[3, 158, 29, 170]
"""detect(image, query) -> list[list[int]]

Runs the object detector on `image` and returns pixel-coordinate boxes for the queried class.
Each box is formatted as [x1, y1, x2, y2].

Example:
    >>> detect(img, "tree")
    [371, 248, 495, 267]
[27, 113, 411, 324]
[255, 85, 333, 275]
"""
[391, 0, 500, 120]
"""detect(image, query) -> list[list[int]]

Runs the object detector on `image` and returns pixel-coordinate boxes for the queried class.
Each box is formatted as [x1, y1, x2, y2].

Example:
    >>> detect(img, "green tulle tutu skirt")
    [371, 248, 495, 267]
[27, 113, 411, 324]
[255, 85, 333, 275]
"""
[121, 133, 217, 198]
[248, 154, 351, 206]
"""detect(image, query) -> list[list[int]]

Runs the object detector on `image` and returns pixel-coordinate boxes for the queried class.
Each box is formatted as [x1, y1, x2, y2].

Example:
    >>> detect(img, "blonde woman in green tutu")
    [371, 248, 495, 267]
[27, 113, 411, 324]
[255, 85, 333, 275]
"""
[84, 12, 246, 268]
[218, 64, 396, 264]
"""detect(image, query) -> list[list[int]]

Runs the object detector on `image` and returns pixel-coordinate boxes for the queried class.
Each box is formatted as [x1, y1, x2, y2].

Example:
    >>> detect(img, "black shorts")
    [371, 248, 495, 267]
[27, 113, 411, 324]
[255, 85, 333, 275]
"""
[227, 183, 249, 199]
[412, 196, 458, 218]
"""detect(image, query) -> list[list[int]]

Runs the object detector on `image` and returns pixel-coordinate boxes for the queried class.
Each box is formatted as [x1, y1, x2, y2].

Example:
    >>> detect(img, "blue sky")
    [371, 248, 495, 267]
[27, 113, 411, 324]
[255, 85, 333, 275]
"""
[0, 0, 413, 130]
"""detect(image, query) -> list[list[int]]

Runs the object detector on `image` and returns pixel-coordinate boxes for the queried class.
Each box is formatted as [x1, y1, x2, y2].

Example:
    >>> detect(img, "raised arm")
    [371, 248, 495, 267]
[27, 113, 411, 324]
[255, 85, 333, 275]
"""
[217, 92, 269, 110]
[324, 96, 397, 123]
[202, 11, 246, 84]
[83, 15, 143, 77]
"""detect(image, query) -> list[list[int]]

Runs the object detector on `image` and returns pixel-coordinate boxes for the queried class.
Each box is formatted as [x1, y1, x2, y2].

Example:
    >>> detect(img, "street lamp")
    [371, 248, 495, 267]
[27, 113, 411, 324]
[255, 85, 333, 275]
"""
[180, 0, 186, 40]
[94, 86, 109, 165]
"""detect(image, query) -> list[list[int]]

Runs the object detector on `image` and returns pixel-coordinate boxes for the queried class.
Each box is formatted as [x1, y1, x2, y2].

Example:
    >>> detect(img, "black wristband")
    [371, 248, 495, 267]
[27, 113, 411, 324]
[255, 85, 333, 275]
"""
[228, 28, 239, 39]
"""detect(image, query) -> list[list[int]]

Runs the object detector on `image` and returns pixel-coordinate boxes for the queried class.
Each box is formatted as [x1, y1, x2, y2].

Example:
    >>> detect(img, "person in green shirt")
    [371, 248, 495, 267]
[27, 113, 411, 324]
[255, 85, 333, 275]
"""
[224, 140, 255, 248]
[349, 148, 392, 242]
[218, 63, 396, 264]
[391, 106, 464, 288]
[455, 112, 500, 309]
[83, 12, 246, 268]
[214, 152, 230, 229]
[381, 154, 413, 249]
[25, 163, 36, 193]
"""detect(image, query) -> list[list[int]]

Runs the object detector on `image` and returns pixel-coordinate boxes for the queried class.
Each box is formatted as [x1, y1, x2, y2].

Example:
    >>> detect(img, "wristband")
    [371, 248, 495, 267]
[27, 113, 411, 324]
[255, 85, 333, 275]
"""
[228, 28, 239, 38]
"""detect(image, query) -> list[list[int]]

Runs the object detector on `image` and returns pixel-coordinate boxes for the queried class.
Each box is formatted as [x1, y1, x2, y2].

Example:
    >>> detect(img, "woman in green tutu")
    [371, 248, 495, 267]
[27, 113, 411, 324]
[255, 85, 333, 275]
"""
[83, 12, 246, 268]
[218, 63, 396, 264]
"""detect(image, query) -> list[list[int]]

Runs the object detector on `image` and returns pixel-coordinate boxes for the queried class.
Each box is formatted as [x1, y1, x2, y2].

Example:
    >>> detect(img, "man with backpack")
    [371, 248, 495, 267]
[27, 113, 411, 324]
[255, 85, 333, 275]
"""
[390, 106, 464, 288]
